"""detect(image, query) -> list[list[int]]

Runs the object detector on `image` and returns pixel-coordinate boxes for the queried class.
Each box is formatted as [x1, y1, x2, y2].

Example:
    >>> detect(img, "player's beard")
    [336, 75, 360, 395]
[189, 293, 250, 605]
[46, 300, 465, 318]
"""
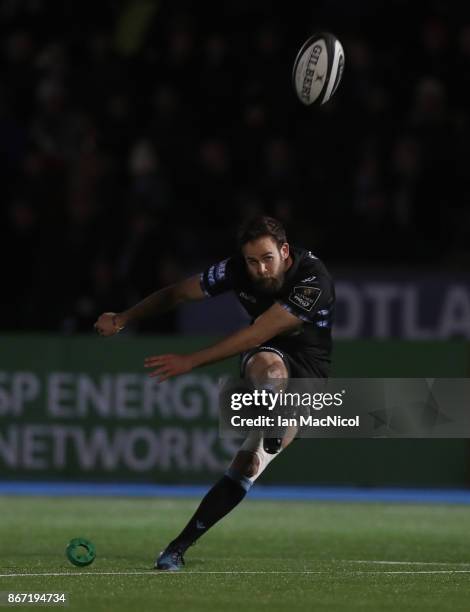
[252, 271, 285, 295]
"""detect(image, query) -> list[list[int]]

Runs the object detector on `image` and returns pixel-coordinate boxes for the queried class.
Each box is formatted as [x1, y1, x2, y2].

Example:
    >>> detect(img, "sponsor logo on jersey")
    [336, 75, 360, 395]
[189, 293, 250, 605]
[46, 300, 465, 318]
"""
[239, 291, 257, 303]
[289, 285, 321, 312]
[301, 275, 317, 283]
[215, 259, 228, 281]
[306, 251, 318, 259]
[208, 266, 216, 286]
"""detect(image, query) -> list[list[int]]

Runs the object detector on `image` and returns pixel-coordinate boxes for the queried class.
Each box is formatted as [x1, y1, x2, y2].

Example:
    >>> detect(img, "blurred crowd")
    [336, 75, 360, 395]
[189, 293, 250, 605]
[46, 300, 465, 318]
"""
[1, 0, 469, 332]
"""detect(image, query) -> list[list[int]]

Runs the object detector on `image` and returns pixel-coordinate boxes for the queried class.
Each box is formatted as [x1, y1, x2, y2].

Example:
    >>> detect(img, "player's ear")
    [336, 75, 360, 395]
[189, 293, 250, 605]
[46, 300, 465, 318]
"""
[280, 242, 289, 260]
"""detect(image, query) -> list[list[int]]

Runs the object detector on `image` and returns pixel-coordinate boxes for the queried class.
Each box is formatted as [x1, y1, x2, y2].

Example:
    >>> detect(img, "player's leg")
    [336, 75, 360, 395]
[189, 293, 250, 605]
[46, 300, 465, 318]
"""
[154, 350, 294, 570]
[226, 348, 296, 486]
[226, 424, 297, 489]
[242, 350, 290, 454]
[155, 431, 296, 571]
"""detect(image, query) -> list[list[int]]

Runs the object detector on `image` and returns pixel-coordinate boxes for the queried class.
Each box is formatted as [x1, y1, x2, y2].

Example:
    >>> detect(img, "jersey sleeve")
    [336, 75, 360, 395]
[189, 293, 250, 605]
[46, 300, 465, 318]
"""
[276, 274, 334, 325]
[200, 257, 235, 297]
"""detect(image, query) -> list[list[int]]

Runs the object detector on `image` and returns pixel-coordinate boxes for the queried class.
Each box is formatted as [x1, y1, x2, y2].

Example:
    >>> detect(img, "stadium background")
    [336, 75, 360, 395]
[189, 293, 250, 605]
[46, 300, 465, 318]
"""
[1, 0, 470, 490]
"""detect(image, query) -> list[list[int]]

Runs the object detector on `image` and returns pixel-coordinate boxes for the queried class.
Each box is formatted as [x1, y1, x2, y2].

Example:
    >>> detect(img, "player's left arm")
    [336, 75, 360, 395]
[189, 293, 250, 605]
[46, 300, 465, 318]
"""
[144, 303, 302, 382]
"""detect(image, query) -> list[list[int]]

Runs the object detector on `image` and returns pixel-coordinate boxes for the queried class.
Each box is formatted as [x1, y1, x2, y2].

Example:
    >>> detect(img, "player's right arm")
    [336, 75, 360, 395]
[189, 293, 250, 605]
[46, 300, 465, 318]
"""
[94, 274, 205, 337]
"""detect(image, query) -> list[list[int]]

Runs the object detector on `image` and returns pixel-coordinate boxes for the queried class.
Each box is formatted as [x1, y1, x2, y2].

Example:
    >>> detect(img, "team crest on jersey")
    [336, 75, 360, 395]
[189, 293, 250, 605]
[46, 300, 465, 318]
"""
[289, 285, 321, 312]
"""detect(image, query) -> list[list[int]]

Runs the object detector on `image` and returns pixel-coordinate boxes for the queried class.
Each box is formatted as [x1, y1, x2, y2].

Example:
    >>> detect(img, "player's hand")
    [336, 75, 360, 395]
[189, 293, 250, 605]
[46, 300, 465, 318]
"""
[144, 353, 193, 382]
[94, 312, 125, 336]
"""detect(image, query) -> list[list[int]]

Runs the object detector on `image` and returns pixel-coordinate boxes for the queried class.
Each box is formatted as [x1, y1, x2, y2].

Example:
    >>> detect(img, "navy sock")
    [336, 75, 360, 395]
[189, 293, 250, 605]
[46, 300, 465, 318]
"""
[170, 475, 247, 550]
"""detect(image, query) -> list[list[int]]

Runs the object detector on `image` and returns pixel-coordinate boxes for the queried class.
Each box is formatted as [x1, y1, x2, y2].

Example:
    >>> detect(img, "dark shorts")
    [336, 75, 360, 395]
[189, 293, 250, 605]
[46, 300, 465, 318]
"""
[240, 343, 330, 379]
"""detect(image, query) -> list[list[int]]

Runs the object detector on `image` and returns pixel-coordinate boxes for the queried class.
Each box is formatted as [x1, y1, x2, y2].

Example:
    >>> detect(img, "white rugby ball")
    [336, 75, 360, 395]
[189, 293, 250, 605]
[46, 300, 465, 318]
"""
[292, 32, 345, 106]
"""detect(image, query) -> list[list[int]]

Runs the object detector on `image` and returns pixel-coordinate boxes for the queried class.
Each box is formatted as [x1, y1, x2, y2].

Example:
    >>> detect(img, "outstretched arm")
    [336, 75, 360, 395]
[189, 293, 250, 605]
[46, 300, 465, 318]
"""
[94, 274, 205, 336]
[144, 303, 302, 381]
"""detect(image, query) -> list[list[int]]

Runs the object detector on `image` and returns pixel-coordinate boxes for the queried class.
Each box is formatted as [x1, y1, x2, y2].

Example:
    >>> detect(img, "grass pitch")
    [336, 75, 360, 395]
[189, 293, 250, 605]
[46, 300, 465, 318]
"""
[1, 495, 470, 611]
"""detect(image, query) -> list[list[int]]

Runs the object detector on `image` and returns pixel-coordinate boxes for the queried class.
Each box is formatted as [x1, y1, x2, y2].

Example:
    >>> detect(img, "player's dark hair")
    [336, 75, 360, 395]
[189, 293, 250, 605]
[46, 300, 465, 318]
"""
[237, 216, 287, 249]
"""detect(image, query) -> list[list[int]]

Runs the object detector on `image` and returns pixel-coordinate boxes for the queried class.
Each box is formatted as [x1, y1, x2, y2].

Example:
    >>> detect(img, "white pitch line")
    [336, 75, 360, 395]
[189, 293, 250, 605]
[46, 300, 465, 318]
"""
[0, 571, 326, 578]
[342, 560, 470, 567]
[1, 569, 470, 577]
[371, 570, 470, 575]
[0, 572, 155, 578]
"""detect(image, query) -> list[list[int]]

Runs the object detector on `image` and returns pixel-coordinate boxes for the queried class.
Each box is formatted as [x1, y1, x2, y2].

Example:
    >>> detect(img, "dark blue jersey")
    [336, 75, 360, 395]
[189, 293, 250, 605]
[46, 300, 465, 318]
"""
[200, 246, 335, 373]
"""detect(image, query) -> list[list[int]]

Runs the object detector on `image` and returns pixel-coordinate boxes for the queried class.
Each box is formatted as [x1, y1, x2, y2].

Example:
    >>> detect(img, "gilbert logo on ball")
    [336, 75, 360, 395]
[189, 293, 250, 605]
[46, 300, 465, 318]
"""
[66, 537, 96, 567]
[293, 32, 345, 105]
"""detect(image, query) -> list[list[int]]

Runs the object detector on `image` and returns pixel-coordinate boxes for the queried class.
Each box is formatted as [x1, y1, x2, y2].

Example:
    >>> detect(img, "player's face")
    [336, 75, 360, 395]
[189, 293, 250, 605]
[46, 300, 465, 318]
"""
[242, 237, 290, 294]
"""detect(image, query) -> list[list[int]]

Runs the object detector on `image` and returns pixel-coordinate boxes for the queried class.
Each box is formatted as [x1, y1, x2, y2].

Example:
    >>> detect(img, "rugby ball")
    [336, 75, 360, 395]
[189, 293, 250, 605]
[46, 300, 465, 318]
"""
[292, 32, 345, 106]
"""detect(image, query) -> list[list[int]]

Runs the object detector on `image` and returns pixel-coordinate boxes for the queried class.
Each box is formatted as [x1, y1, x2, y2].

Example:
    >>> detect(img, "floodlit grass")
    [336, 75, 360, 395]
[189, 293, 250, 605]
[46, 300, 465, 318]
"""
[1, 496, 470, 611]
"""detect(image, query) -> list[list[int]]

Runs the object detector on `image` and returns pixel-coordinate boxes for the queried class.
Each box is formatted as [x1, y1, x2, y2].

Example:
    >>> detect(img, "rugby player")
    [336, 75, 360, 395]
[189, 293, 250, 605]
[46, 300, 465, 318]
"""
[94, 216, 335, 571]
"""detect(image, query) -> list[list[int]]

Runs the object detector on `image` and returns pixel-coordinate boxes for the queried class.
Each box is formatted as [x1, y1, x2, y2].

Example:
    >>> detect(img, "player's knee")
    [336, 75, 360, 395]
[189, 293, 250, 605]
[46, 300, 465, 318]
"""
[230, 450, 260, 478]
[245, 352, 288, 385]
[265, 362, 286, 380]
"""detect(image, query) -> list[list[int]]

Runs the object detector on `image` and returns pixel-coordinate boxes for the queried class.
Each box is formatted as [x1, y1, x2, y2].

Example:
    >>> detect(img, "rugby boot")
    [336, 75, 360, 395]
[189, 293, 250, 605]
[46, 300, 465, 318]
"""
[154, 543, 186, 571]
